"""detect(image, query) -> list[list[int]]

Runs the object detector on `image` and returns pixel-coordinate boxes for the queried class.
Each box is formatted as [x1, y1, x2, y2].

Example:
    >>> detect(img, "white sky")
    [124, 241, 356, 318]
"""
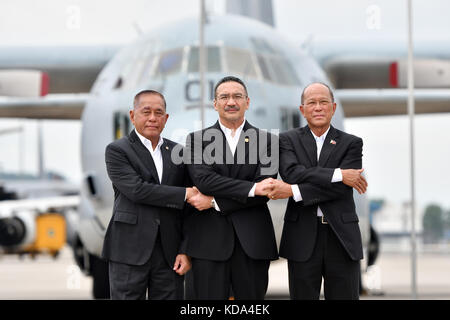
[0, 0, 450, 211]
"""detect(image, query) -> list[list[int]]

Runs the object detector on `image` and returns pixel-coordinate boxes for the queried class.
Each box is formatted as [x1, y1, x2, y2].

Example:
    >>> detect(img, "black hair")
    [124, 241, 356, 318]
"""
[213, 76, 248, 98]
[133, 90, 167, 110]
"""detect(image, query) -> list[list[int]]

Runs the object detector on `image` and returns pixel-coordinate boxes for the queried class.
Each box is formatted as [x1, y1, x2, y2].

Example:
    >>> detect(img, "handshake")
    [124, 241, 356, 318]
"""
[256, 168, 368, 200]
[185, 186, 214, 211]
[185, 168, 367, 210]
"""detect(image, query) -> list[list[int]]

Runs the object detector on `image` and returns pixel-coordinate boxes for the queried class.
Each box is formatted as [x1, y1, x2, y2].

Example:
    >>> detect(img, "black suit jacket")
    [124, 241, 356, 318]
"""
[184, 121, 278, 261]
[102, 130, 187, 266]
[279, 125, 364, 262]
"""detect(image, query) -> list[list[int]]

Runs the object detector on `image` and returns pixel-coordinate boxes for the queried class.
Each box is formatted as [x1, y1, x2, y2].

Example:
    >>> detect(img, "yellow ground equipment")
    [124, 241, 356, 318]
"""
[24, 213, 66, 257]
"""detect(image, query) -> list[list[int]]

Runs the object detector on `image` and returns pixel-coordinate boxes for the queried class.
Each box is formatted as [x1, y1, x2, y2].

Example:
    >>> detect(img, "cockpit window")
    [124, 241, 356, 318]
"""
[111, 37, 301, 88]
[281, 59, 302, 86]
[250, 38, 277, 55]
[250, 37, 301, 86]
[268, 57, 301, 86]
[224, 47, 257, 78]
[113, 43, 156, 90]
[187, 46, 222, 73]
[156, 48, 183, 76]
[115, 48, 140, 89]
[256, 55, 272, 81]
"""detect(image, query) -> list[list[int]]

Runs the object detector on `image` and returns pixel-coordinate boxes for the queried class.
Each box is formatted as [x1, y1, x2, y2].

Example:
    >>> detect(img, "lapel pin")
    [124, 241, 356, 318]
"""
[330, 139, 336, 145]
[165, 146, 169, 150]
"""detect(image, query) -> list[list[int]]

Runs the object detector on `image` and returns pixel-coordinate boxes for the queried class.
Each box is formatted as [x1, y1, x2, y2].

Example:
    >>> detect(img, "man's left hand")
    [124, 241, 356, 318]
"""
[173, 254, 191, 275]
[267, 180, 293, 200]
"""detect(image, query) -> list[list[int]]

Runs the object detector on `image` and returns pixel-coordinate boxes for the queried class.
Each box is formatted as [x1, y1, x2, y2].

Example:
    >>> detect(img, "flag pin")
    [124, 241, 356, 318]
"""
[330, 139, 336, 145]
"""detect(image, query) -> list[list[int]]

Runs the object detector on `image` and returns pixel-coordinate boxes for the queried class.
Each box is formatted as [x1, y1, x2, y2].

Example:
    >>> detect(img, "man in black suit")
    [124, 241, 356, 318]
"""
[184, 76, 278, 299]
[102, 90, 197, 300]
[267, 82, 368, 300]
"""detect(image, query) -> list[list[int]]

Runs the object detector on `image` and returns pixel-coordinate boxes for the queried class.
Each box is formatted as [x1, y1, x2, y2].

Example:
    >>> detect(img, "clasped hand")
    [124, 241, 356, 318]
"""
[186, 168, 367, 208]
[256, 178, 293, 200]
[256, 168, 368, 200]
[186, 186, 213, 211]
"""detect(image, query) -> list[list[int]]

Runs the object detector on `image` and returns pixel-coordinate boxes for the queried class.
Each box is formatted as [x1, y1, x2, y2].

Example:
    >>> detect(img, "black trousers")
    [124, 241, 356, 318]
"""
[287, 219, 360, 300]
[191, 234, 270, 300]
[108, 233, 184, 300]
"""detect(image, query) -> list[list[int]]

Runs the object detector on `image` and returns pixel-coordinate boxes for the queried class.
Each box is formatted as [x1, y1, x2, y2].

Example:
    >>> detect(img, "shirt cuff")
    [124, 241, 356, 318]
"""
[213, 197, 221, 211]
[248, 183, 256, 197]
[332, 168, 343, 183]
[291, 184, 303, 202]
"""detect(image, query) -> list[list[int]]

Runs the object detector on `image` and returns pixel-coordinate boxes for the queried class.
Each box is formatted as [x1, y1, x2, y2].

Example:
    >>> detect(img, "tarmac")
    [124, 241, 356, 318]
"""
[1, 245, 450, 300]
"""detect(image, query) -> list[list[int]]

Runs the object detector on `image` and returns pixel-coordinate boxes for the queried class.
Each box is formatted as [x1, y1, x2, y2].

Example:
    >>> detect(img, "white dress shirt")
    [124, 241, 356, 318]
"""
[214, 119, 256, 211]
[135, 129, 164, 183]
[218, 119, 245, 157]
[290, 126, 343, 217]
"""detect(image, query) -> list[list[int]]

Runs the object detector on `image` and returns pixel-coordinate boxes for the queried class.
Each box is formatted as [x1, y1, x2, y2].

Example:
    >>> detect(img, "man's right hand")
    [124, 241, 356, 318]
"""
[185, 187, 199, 201]
[341, 169, 368, 194]
[254, 178, 276, 196]
[188, 187, 214, 211]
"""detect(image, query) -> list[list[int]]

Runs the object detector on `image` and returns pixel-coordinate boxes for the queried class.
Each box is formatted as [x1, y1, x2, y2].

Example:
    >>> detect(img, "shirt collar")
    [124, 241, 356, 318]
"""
[218, 118, 246, 137]
[135, 128, 164, 151]
[310, 126, 331, 142]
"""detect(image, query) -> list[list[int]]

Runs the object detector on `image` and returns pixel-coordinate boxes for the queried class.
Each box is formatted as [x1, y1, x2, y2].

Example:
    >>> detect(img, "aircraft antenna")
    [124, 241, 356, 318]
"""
[199, 0, 207, 129]
[132, 21, 144, 36]
[226, 0, 274, 27]
[406, 0, 418, 300]
[0, 126, 24, 173]
[37, 121, 45, 179]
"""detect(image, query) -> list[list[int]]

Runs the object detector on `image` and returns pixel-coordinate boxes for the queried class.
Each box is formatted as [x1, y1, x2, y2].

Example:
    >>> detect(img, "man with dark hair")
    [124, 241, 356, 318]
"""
[134, 89, 167, 109]
[103, 90, 198, 299]
[267, 82, 367, 299]
[184, 76, 278, 299]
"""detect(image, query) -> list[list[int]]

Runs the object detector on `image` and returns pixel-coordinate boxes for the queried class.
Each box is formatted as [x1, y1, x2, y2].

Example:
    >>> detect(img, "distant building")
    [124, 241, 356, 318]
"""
[372, 201, 423, 236]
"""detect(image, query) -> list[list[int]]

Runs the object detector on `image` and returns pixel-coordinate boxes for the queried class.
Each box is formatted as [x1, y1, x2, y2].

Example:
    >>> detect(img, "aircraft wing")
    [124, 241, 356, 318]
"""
[336, 88, 450, 117]
[0, 45, 116, 120]
[0, 94, 89, 120]
[0, 45, 119, 94]
[321, 56, 450, 117]
[2, 89, 449, 120]
[0, 195, 79, 217]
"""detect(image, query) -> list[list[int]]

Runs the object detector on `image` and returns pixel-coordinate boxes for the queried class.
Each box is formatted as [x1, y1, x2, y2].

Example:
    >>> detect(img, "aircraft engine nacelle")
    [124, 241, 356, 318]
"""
[0, 217, 26, 246]
[396, 59, 450, 88]
[0, 209, 67, 257]
[324, 57, 450, 89]
[0, 210, 36, 249]
[0, 69, 49, 97]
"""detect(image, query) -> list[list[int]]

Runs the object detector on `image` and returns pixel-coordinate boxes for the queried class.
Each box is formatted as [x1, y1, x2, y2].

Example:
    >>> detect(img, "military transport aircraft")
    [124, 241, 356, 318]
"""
[1, 0, 449, 298]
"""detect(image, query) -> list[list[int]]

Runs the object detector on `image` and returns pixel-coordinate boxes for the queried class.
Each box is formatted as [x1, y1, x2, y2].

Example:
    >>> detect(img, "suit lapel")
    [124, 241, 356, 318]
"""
[318, 126, 339, 167]
[210, 121, 231, 176]
[213, 121, 235, 165]
[231, 120, 252, 178]
[160, 139, 172, 185]
[129, 130, 160, 184]
[297, 125, 317, 166]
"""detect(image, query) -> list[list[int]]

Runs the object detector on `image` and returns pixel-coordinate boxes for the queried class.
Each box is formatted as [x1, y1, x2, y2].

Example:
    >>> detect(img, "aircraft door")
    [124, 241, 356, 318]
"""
[280, 107, 301, 132]
[113, 111, 131, 140]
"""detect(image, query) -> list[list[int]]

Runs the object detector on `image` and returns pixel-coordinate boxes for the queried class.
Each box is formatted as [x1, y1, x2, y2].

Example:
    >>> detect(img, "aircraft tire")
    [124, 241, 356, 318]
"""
[368, 226, 380, 267]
